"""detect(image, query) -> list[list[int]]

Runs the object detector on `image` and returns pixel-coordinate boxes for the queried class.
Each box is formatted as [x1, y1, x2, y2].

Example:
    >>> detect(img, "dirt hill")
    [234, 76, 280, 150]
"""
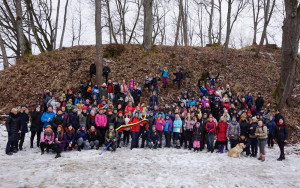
[0, 44, 299, 142]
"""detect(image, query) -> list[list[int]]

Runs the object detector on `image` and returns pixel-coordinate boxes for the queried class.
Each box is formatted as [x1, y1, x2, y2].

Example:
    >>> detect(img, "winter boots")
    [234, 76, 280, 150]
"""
[277, 154, 285, 161]
[55, 153, 61, 158]
[217, 145, 224, 153]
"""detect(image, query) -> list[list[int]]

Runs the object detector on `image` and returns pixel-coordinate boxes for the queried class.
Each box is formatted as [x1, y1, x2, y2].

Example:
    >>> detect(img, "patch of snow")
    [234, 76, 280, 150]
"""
[0, 124, 299, 187]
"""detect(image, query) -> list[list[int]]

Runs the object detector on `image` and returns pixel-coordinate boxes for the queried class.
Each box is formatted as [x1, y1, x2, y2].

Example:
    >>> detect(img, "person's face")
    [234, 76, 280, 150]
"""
[109, 126, 113, 130]
[279, 119, 284, 124]
[57, 126, 62, 132]
[68, 126, 73, 130]
[258, 121, 263, 126]
[209, 118, 213, 122]
[36, 107, 40, 112]
[21, 107, 26, 111]
[91, 126, 95, 131]
[152, 127, 156, 131]
[58, 110, 62, 115]
[13, 110, 18, 115]
[135, 113, 139, 117]
[241, 136, 245, 140]
[82, 126, 86, 131]
[158, 114, 162, 117]
[83, 109, 87, 113]
[232, 117, 236, 122]
[48, 107, 53, 113]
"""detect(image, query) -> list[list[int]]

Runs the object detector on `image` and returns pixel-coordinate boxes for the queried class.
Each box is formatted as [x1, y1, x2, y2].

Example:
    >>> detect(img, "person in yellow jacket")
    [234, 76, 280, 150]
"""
[255, 120, 268, 161]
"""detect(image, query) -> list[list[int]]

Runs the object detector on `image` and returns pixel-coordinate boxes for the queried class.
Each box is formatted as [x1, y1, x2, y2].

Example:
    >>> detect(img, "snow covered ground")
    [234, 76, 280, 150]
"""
[0, 124, 299, 188]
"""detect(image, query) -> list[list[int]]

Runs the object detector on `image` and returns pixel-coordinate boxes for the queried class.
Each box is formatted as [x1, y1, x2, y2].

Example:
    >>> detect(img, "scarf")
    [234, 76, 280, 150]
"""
[89, 114, 95, 119]
[65, 127, 75, 135]
[277, 123, 285, 127]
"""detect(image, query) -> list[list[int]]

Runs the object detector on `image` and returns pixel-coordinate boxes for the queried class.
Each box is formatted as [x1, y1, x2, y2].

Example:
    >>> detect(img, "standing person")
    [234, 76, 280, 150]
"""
[41, 106, 56, 129]
[205, 116, 216, 153]
[226, 116, 240, 149]
[107, 80, 114, 100]
[139, 111, 149, 148]
[274, 109, 285, 123]
[128, 112, 141, 150]
[245, 92, 254, 108]
[89, 62, 96, 79]
[79, 108, 88, 126]
[183, 113, 194, 149]
[100, 83, 108, 99]
[155, 113, 165, 148]
[102, 63, 111, 84]
[173, 114, 183, 149]
[68, 108, 80, 130]
[151, 74, 160, 95]
[104, 123, 118, 151]
[274, 118, 288, 161]
[53, 125, 67, 158]
[216, 117, 228, 153]
[30, 105, 43, 148]
[120, 80, 128, 95]
[40, 125, 55, 155]
[149, 91, 158, 110]
[144, 74, 153, 92]
[255, 120, 268, 161]
[132, 86, 141, 105]
[43, 90, 51, 112]
[18, 104, 29, 150]
[5, 108, 21, 155]
[255, 93, 264, 112]
[164, 115, 173, 148]
[115, 111, 125, 148]
[123, 111, 131, 146]
[158, 66, 169, 88]
[86, 110, 96, 130]
[239, 114, 249, 138]
[173, 68, 183, 90]
[95, 108, 107, 146]
[193, 122, 202, 152]
[128, 77, 136, 91]
[249, 117, 258, 157]
[208, 72, 220, 87]
[267, 116, 276, 149]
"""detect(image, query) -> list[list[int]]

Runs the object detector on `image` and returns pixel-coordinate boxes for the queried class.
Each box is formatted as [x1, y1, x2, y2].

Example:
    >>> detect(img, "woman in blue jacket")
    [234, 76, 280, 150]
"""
[41, 106, 55, 128]
[173, 114, 182, 149]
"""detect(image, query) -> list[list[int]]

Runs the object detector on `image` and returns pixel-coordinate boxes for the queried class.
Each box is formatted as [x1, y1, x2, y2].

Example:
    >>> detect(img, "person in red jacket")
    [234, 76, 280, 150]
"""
[205, 116, 217, 153]
[128, 112, 140, 150]
[216, 116, 228, 153]
[107, 80, 114, 100]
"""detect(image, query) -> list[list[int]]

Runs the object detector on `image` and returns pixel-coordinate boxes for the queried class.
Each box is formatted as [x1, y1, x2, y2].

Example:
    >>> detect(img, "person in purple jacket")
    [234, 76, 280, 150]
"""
[53, 125, 67, 158]
[164, 115, 173, 148]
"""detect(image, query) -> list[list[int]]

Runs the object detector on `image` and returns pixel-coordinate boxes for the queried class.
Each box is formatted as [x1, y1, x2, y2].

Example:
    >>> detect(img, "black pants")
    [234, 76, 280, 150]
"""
[103, 73, 108, 84]
[184, 130, 193, 149]
[31, 131, 41, 147]
[267, 133, 274, 147]
[117, 132, 122, 147]
[53, 143, 62, 154]
[139, 130, 148, 147]
[105, 141, 116, 151]
[6, 140, 15, 153]
[40, 142, 53, 152]
[278, 141, 285, 157]
[96, 127, 106, 146]
[157, 130, 163, 147]
[173, 79, 181, 89]
[243, 146, 251, 156]
[164, 132, 171, 147]
[200, 132, 206, 150]
[123, 130, 130, 145]
[16, 132, 26, 149]
[144, 83, 151, 92]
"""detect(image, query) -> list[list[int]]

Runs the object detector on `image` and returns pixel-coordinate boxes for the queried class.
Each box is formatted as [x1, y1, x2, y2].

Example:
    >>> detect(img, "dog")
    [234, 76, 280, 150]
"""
[228, 143, 245, 158]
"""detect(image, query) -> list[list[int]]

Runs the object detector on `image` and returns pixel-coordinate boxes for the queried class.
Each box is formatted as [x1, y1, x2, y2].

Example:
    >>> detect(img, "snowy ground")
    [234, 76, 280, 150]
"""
[0, 124, 299, 188]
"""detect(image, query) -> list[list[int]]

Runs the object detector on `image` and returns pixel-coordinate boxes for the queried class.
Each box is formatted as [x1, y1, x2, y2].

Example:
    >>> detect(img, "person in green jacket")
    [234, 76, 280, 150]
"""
[105, 123, 118, 151]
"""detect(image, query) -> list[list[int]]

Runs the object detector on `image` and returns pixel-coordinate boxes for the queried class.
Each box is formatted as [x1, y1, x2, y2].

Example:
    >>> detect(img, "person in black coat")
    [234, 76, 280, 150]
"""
[18, 104, 29, 150]
[30, 105, 43, 148]
[173, 69, 183, 89]
[274, 109, 285, 124]
[68, 109, 80, 130]
[114, 111, 125, 148]
[255, 93, 264, 112]
[5, 108, 21, 155]
[273, 118, 288, 161]
[149, 92, 158, 110]
[238, 135, 251, 156]
[103, 64, 111, 84]
[52, 109, 65, 134]
[89, 62, 96, 79]
[148, 126, 160, 149]
[131, 86, 141, 105]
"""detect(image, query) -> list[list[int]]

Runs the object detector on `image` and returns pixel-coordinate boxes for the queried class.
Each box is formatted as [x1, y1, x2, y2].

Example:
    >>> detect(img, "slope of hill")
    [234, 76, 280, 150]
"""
[0, 44, 299, 142]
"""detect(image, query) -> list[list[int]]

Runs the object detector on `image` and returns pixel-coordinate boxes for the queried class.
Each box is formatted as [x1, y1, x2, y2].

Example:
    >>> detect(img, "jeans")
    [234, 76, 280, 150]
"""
[249, 138, 258, 155]
[123, 130, 130, 145]
[6, 140, 15, 153]
[131, 132, 139, 148]
[152, 86, 159, 95]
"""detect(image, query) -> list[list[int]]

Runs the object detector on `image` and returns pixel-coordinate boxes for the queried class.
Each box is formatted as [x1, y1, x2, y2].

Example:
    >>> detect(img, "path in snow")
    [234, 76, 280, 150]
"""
[0, 124, 299, 188]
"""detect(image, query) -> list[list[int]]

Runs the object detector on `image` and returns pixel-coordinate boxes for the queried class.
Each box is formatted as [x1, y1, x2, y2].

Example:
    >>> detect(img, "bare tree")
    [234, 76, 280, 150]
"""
[174, 0, 183, 46]
[251, 0, 263, 45]
[59, 0, 69, 49]
[143, 0, 153, 52]
[0, 34, 9, 69]
[223, 0, 248, 64]
[53, 0, 60, 49]
[255, 0, 276, 56]
[95, 0, 103, 86]
[205, 0, 215, 44]
[279, 0, 300, 108]
[217, 0, 223, 44]
[16, 0, 25, 56]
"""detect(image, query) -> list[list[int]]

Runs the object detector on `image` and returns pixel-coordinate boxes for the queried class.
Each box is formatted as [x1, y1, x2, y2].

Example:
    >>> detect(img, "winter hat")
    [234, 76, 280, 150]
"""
[45, 125, 52, 131]
[20, 104, 28, 108]
[66, 103, 72, 107]
[131, 77, 134, 79]
[35, 104, 41, 108]
[109, 123, 114, 127]
[80, 124, 86, 128]
[118, 111, 123, 115]
[107, 109, 112, 113]
[124, 111, 129, 115]
[99, 108, 104, 112]
[98, 104, 104, 108]
[102, 83, 107, 87]
[82, 107, 87, 111]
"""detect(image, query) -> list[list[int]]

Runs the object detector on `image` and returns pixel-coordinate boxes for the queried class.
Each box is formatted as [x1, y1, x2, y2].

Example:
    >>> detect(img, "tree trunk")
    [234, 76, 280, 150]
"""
[174, 0, 183, 47]
[0, 35, 9, 69]
[223, 0, 232, 64]
[218, 0, 222, 44]
[180, 0, 188, 46]
[16, 0, 25, 56]
[143, 0, 153, 52]
[53, 0, 60, 49]
[95, 0, 103, 86]
[208, 0, 214, 44]
[255, 0, 275, 56]
[59, 0, 69, 49]
[279, 1, 300, 108]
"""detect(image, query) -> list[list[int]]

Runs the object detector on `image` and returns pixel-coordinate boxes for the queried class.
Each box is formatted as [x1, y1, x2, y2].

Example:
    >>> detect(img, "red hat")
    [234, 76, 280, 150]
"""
[82, 107, 87, 111]
[131, 77, 134, 79]
[124, 111, 129, 115]
[107, 109, 112, 113]
[118, 111, 123, 115]
[99, 108, 104, 111]
[69, 89, 72, 93]
[98, 104, 103, 108]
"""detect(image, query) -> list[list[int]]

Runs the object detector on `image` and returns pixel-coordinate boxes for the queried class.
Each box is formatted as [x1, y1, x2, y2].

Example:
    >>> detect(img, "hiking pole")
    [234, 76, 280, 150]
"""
[99, 142, 112, 155]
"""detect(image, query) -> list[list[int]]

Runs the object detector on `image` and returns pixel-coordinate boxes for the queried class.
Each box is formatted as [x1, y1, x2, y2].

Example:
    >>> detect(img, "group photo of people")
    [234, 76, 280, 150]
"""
[5, 63, 288, 161]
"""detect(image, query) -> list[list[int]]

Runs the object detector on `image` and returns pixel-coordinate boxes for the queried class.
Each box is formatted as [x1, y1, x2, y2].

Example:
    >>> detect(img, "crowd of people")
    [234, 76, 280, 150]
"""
[5, 63, 288, 161]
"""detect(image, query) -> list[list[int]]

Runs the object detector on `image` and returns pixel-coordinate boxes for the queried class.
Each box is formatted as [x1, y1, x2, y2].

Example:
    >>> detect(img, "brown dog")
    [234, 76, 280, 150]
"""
[228, 143, 245, 158]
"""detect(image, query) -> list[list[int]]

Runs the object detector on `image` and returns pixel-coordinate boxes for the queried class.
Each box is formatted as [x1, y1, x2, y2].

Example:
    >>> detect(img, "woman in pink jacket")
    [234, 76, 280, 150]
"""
[95, 108, 107, 146]
[155, 113, 166, 148]
[40, 125, 55, 154]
